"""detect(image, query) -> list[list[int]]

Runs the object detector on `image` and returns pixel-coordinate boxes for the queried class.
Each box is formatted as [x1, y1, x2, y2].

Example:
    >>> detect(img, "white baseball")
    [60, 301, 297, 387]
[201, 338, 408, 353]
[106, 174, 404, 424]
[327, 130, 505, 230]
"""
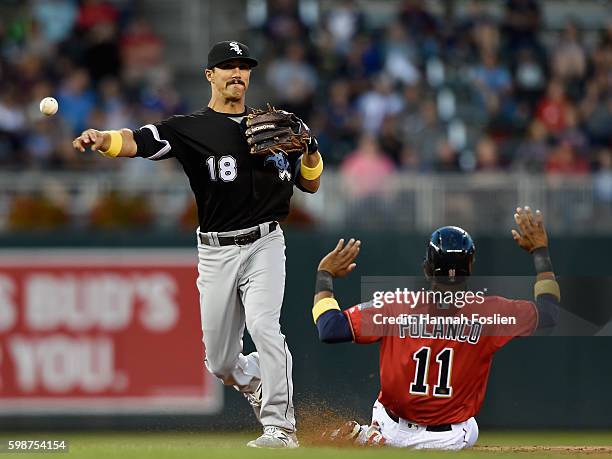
[39, 97, 58, 116]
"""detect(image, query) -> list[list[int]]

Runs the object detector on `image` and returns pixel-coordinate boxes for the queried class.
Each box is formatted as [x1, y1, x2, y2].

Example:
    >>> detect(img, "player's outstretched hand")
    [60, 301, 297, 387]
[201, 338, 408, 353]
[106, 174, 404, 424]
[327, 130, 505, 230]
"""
[318, 238, 361, 278]
[511, 206, 548, 252]
[72, 129, 106, 152]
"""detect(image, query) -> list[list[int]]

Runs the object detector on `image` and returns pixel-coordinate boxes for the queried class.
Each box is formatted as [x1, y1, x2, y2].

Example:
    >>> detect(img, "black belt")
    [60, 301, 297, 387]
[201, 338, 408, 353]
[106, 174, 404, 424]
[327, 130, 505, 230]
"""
[384, 406, 452, 432]
[199, 222, 278, 246]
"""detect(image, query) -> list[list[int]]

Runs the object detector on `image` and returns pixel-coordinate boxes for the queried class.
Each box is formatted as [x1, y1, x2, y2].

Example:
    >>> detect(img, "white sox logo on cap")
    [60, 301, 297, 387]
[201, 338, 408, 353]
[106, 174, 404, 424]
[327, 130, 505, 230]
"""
[229, 42, 243, 55]
[207, 40, 257, 69]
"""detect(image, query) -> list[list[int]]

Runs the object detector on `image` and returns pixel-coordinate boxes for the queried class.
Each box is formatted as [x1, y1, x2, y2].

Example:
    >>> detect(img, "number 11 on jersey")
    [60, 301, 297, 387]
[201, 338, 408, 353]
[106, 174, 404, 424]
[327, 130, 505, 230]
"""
[410, 346, 454, 397]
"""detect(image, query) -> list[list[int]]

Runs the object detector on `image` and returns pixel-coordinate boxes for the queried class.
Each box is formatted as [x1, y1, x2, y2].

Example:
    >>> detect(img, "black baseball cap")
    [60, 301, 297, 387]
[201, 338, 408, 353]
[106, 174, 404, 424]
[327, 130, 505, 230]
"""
[206, 41, 258, 69]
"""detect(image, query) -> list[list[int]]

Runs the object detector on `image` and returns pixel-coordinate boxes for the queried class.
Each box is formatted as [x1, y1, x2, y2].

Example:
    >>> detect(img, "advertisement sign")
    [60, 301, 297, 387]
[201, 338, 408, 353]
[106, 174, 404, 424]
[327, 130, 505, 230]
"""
[0, 250, 221, 414]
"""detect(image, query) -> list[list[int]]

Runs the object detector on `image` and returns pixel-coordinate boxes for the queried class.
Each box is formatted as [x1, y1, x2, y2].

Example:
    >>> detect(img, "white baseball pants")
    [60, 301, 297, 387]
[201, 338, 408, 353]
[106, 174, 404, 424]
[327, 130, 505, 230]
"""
[366, 400, 478, 450]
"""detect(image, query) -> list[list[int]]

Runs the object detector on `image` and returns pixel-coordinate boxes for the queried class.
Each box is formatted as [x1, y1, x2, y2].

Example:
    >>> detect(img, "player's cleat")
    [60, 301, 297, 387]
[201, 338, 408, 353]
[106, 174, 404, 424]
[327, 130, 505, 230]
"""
[246, 426, 299, 449]
[243, 381, 263, 421]
[322, 420, 363, 443]
[362, 422, 386, 446]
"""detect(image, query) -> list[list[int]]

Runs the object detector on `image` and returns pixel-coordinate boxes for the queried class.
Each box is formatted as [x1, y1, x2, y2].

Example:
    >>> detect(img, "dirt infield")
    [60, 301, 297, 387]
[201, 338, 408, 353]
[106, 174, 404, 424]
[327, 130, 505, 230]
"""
[474, 446, 612, 454]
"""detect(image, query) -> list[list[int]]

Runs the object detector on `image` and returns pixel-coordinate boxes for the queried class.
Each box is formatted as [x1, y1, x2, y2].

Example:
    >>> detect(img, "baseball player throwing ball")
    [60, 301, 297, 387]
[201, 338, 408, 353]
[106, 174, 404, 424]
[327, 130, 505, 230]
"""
[72, 41, 323, 448]
[311, 207, 560, 450]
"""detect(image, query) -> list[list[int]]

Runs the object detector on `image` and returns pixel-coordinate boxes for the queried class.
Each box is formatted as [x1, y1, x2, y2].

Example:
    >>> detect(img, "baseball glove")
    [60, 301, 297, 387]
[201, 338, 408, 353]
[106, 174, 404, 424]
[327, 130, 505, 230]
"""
[245, 105, 311, 156]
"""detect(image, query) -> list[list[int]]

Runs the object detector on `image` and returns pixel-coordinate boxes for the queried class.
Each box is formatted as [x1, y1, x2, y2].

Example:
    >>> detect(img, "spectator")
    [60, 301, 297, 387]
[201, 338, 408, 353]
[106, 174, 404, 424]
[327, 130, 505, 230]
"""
[322, 79, 359, 163]
[581, 81, 612, 147]
[469, 50, 512, 114]
[399, 99, 446, 169]
[590, 23, 612, 80]
[433, 140, 460, 172]
[471, 14, 500, 57]
[377, 115, 403, 165]
[76, 0, 118, 32]
[382, 21, 420, 86]
[536, 80, 570, 135]
[31, 0, 77, 44]
[120, 18, 163, 85]
[514, 48, 546, 108]
[545, 139, 589, 175]
[266, 42, 318, 119]
[98, 77, 132, 129]
[452, 0, 494, 65]
[0, 88, 26, 166]
[340, 134, 395, 198]
[323, 0, 364, 55]
[83, 22, 120, 82]
[56, 68, 96, 134]
[475, 136, 501, 171]
[594, 148, 612, 203]
[340, 34, 384, 80]
[515, 120, 550, 172]
[13, 54, 45, 98]
[398, 0, 437, 39]
[356, 74, 404, 135]
[398, 143, 420, 171]
[558, 107, 588, 153]
[551, 20, 587, 84]
[263, 0, 308, 42]
[0, 89, 26, 134]
[23, 117, 56, 167]
[25, 19, 55, 58]
[502, 0, 542, 56]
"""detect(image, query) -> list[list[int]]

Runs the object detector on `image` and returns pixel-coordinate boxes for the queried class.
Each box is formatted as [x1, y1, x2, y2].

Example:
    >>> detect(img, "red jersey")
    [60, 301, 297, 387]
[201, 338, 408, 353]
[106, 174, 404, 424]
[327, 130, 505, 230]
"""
[344, 296, 537, 425]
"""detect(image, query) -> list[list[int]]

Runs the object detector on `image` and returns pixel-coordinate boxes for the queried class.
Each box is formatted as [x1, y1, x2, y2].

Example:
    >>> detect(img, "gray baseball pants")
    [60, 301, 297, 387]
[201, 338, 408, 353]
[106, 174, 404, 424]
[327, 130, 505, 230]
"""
[196, 223, 296, 432]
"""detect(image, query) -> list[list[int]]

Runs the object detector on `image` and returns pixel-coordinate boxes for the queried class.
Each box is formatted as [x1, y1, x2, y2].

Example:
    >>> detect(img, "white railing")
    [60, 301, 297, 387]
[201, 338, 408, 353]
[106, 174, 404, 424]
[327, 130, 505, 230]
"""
[0, 171, 609, 234]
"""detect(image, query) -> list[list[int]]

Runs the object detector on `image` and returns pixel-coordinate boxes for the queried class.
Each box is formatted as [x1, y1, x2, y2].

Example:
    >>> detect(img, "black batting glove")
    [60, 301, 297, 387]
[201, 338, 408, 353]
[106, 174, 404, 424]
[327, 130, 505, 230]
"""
[293, 114, 319, 155]
[307, 135, 319, 155]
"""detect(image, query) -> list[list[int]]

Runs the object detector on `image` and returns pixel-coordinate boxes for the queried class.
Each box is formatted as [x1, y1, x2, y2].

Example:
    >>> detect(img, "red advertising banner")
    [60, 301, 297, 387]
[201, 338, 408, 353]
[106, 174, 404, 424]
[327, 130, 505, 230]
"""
[0, 249, 222, 414]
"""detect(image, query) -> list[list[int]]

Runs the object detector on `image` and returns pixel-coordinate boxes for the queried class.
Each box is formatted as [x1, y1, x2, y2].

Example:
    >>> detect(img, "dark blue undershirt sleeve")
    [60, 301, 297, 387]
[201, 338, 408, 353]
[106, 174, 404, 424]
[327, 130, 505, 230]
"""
[535, 293, 560, 329]
[316, 309, 352, 343]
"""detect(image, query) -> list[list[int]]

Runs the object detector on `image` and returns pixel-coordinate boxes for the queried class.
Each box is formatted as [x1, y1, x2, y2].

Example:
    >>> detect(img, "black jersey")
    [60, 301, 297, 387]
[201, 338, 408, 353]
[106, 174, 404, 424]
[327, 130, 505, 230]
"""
[132, 107, 312, 232]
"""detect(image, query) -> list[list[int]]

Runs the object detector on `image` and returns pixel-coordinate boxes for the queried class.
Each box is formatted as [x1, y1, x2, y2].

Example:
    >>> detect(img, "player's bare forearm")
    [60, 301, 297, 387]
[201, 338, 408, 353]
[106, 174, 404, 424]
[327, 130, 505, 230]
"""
[116, 129, 138, 156]
[536, 271, 555, 281]
[511, 206, 560, 328]
[312, 249, 354, 343]
[299, 175, 320, 193]
[299, 152, 321, 193]
[314, 290, 333, 304]
[72, 128, 137, 157]
[313, 238, 360, 306]
[511, 206, 556, 279]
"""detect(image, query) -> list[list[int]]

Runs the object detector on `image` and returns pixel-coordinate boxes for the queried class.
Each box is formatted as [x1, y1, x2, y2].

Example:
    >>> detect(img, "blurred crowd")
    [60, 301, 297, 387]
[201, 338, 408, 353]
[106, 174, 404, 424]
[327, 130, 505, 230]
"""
[0, 0, 183, 172]
[253, 0, 611, 181]
[0, 0, 610, 175]
[0, 0, 611, 230]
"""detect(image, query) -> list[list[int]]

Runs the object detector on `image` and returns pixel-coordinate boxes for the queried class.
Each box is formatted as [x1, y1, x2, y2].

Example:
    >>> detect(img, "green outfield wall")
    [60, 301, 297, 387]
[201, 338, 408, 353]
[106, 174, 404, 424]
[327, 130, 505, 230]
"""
[1, 229, 611, 430]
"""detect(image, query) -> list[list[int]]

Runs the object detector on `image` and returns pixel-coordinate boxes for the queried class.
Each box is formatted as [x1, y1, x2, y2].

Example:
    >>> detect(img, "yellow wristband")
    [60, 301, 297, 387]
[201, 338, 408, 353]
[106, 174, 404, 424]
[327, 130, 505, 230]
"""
[301, 155, 323, 180]
[99, 131, 123, 158]
[534, 279, 560, 301]
[312, 297, 340, 324]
